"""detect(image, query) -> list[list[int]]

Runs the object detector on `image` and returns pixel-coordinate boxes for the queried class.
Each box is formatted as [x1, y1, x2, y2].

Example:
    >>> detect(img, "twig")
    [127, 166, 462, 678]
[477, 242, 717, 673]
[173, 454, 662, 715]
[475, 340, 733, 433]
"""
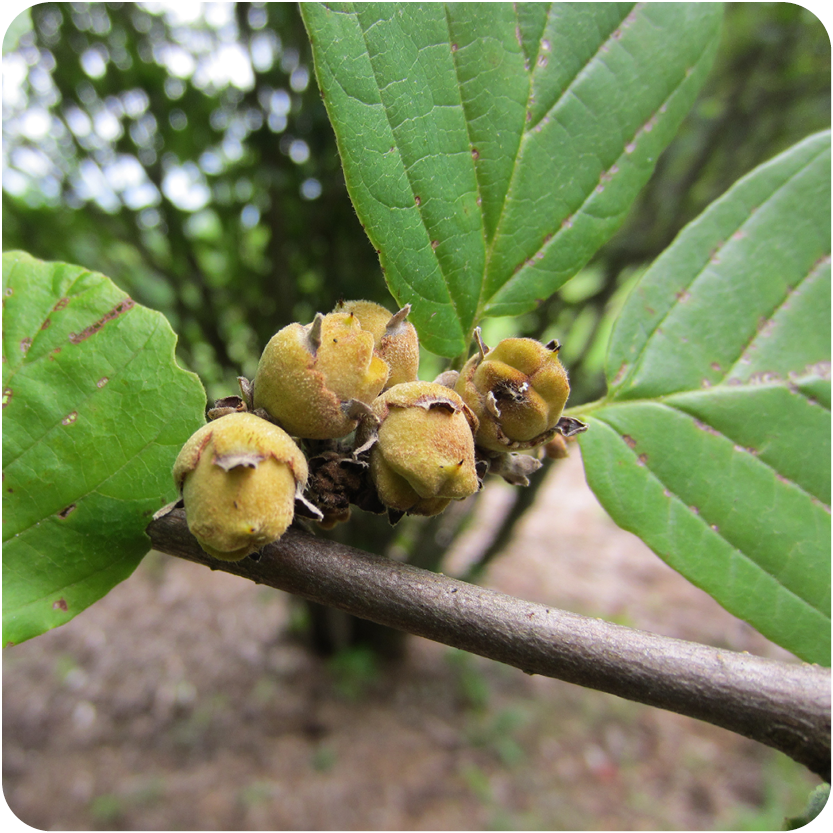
[146, 508, 831, 781]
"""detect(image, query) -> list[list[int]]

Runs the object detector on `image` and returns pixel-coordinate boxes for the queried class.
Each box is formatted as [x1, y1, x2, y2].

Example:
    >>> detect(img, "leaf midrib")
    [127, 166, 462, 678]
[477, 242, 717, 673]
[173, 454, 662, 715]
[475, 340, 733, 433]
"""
[587, 412, 831, 621]
[354, 5, 465, 332]
[612, 141, 831, 394]
[584, 392, 831, 508]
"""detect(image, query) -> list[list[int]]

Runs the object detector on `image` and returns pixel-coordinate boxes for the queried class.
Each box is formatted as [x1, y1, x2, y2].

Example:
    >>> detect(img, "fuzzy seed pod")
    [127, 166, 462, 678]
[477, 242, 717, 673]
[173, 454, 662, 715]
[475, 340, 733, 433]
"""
[173, 413, 308, 561]
[367, 381, 479, 516]
[334, 299, 419, 388]
[456, 336, 570, 452]
[253, 312, 389, 439]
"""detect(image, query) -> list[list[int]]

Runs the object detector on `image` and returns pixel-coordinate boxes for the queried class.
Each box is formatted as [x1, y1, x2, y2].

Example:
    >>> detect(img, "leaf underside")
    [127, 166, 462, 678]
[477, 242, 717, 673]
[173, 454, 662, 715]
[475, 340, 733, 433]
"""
[302, 2, 723, 356]
[579, 132, 832, 665]
[2, 251, 206, 646]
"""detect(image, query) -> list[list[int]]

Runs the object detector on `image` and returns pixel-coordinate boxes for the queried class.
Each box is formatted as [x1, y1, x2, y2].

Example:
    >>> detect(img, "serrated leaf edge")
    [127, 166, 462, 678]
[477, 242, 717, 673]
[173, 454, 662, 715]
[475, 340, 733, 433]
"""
[586, 413, 832, 630]
[335, 4, 473, 342]
[608, 136, 830, 396]
[482, 4, 720, 316]
[588, 390, 831, 509]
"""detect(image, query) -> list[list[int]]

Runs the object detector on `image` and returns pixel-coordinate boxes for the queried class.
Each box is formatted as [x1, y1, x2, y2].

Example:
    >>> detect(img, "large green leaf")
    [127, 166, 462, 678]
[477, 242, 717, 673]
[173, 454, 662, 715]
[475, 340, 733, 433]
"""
[302, 2, 723, 356]
[2, 252, 206, 645]
[578, 133, 831, 665]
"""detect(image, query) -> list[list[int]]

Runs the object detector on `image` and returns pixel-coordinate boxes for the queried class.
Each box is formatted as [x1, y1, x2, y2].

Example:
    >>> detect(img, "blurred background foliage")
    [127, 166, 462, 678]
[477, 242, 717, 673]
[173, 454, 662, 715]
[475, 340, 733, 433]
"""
[4, 3, 829, 402]
[3, 2, 830, 647]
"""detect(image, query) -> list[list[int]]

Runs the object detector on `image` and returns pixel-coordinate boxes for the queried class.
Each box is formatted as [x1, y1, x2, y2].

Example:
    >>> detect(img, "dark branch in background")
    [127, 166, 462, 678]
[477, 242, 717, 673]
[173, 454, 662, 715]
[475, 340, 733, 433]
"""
[462, 458, 552, 582]
[147, 508, 831, 782]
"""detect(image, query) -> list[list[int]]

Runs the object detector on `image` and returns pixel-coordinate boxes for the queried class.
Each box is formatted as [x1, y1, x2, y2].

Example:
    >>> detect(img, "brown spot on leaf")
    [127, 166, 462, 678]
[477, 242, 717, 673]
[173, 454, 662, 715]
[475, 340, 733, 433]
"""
[414, 195, 421, 206]
[96, 377, 109, 388]
[811, 497, 831, 514]
[53, 599, 68, 612]
[68, 297, 135, 344]
[20, 338, 31, 354]
[611, 362, 628, 386]
[710, 362, 721, 372]
[2, 388, 11, 408]
[637, 454, 648, 466]
[58, 504, 77, 519]
[694, 419, 721, 437]
[623, 435, 637, 449]
[471, 148, 479, 160]
[62, 411, 78, 425]
[53, 297, 69, 311]
[431, 240, 439, 250]
[41, 318, 51, 330]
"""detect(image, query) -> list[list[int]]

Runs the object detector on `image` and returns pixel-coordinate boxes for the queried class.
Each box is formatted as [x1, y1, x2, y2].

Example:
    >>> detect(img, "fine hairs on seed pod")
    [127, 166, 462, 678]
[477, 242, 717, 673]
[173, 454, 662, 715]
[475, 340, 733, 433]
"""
[174, 305, 585, 560]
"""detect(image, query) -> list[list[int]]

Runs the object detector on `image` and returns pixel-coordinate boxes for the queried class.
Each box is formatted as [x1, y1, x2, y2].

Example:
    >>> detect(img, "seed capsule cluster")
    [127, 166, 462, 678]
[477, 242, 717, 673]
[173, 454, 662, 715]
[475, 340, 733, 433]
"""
[172, 301, 585, 560]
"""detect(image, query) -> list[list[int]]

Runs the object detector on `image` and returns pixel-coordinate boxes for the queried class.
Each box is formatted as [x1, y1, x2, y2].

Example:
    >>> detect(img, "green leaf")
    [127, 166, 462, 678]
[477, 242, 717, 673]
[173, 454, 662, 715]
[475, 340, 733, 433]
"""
[302, 2, 723, 356]
[785, 784, 830, 830]
[2, 252, 206, 646]
[578, 132, 831, 665]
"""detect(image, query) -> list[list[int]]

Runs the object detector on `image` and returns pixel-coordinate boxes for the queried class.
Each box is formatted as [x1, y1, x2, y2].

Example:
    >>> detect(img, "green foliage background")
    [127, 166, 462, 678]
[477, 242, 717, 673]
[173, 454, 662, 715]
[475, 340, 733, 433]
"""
[4, 3, 829, 404]
[2, 3, 830, 660]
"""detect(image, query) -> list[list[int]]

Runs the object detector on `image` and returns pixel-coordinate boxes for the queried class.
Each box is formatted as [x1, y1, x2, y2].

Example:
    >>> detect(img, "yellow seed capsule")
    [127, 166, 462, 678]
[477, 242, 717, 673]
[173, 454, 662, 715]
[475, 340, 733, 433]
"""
[368, 381, 479, 515]
[334, 299, 420, 388]
[253, 312, 389, 439]
[456, 337, 570, 452]
[173, 413, 307, 561]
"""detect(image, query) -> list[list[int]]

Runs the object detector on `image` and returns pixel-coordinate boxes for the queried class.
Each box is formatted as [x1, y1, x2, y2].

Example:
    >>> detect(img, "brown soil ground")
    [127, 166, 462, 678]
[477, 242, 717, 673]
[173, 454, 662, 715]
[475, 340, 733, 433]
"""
[2, 452, 822, 830]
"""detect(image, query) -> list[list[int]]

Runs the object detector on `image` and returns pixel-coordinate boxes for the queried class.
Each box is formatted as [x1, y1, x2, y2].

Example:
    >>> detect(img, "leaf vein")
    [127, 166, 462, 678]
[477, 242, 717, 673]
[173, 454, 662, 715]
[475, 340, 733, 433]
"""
[593, 413, 830, 619]
[724, 255, 831, 382]
[352, 9, 462, 326]
[3, 314, 160, 471]
[617, 144, 830, 391]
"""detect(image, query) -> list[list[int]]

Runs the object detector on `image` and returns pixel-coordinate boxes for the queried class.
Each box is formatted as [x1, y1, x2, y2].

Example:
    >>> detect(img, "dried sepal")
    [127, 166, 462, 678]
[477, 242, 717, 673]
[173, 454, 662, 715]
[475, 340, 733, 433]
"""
[487, 452, 544, 487]
[238, 376, 254, 410]
[555, 415, 588, 438]
[207, 394, 248, 422]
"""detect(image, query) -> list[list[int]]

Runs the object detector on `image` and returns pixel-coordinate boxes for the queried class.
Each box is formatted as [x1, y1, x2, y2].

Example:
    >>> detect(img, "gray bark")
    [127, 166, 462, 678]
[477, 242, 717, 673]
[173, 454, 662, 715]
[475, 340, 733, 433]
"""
[146, 508, 831, 781]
